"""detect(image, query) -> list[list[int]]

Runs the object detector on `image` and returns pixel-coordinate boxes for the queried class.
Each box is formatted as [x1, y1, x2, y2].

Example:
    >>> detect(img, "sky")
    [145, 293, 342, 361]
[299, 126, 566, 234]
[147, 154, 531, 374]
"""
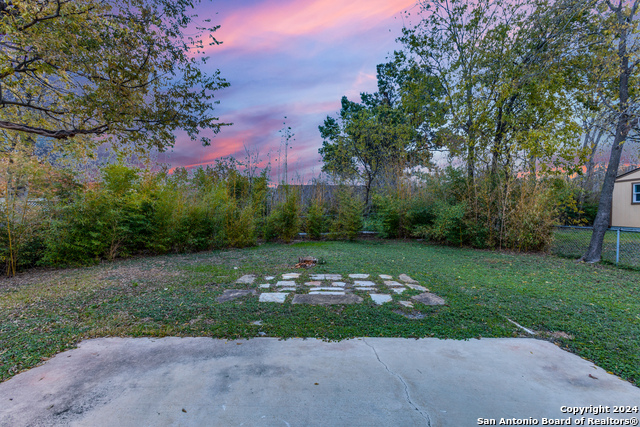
[160, 0, 420, 183]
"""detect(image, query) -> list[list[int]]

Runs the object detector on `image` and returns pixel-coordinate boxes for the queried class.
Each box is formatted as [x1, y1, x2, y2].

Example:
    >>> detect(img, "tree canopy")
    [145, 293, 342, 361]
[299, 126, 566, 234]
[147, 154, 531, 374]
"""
[397, 0, 587, 179]
[0, 0, 229, 158]
[318, 64, 441, 206]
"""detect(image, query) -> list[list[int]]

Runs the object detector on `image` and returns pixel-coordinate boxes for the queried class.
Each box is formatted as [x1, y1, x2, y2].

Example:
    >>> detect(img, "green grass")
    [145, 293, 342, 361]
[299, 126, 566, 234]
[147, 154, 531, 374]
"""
[1, 240, 639, 387]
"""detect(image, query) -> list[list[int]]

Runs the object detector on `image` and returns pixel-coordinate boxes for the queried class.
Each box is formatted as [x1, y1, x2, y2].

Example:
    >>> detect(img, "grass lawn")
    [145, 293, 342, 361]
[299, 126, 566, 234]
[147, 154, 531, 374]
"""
[1, 240, 639, 387]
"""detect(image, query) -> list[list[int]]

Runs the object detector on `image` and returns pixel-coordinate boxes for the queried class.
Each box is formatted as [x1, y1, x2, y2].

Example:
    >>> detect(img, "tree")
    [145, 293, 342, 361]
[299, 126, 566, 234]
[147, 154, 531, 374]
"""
[318, 93, 423, 208]
[576, 0, 640, 262]
[397, 0, 585, 181]
[0, 0, 229, 159]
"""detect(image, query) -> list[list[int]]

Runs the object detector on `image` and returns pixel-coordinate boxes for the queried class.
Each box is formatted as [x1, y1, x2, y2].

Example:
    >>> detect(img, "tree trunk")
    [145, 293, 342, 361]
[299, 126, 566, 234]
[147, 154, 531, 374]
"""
[582, 10, 633, 263]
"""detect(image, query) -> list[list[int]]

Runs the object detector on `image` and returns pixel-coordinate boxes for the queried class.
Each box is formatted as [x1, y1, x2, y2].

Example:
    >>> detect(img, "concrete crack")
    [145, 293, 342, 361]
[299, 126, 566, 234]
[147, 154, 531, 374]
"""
[363, 338, 431, 426]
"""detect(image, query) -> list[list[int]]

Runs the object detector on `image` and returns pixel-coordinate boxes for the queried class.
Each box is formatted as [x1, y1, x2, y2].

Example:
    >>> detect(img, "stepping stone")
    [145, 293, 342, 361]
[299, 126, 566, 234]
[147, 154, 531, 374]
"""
[309, 287, 345, 291]
[305, 281, 322, 287]
[353, 281, 376, 287]
[309, 291, 346, 296]
[251, 320, 263, 326]
[384, 281, 404, 287]
[353, 287, 376, 291]
[370, 294, 392, 305]
[280, 287, 297, 291]
[399, 301, 414, 308]
[216, 289, 254, 303]
[264, 276, 275, 281]
[399, 274, 418, 284]
[310, 274, 342, 280]
[258, 284, 270, 289]
[379, 274, 393, 280]
[282, 273, 300, 279]
[391, 288, 406, 294]
[236, 274, 256, 284]
[348, 274, 370, 279]
[276, 281, 297, 287]
[259, 292, 288, 303]
[331, 282, 346, 287]
[292, 294, 363, 305]
[406, 284, 428, 292]
[412, 292, 446, 305]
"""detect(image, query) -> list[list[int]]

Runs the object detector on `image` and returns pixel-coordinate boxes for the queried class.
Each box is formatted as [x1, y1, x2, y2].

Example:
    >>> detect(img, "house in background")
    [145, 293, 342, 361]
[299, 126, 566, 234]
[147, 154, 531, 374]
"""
[611, 167, 640, 228]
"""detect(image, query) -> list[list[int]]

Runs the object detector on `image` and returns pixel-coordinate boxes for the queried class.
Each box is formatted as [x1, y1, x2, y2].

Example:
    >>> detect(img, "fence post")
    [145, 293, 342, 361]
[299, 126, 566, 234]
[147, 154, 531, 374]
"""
[616, 228, 620, 265]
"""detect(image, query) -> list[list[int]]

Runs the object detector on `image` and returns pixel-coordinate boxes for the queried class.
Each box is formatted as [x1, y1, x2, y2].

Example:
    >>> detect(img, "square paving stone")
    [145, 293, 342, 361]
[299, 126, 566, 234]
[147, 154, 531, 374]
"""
[384, 281, 405, 287]
[292, 294, 363, 305]
[310, 274, 342, 280]
[348, 274, 370, 279]
[258, 284, 270, 289]
[353, 287, 376, 291]
[304, 281, 322, 287]
[282, 273, 301, 279]
[236, 274, 256, 284]
[331, 282, 347, 287]
[276, 281, 297, 287]
[259, 293, 288, 303]
[309, 291, 346, 295]
[264, 276, 275, 281]
[399, 274, 418, 284]
[310, 287, 345, 291]
[353, 280, 376, 287]
[379, 274, 393, 280]
[216, 289, 254, 303]
[412, 292, 446, 305]
[370, 294, 392, 305]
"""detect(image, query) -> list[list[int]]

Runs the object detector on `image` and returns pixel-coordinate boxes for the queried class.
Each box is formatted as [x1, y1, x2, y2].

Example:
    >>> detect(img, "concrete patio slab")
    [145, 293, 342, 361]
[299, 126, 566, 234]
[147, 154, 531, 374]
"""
[1, 338, 638, 427]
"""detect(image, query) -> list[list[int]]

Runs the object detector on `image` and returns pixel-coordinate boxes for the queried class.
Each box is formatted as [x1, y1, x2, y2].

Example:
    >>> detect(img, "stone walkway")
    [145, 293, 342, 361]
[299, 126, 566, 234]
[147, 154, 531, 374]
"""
[215, 273, 446, 307]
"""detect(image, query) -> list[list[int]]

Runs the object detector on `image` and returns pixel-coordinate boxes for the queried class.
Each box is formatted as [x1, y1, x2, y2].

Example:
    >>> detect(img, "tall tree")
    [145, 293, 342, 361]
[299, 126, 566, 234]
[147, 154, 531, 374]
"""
[397, 0, 585, 181]
[0, 0, 229, 159]
[577, 0, 640, 262]
[318, 95, 417, 207]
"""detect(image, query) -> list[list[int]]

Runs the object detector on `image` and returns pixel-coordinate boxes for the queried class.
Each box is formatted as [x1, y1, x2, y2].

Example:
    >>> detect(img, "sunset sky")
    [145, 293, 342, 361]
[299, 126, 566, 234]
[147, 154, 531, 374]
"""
[162, 0, 419, 182]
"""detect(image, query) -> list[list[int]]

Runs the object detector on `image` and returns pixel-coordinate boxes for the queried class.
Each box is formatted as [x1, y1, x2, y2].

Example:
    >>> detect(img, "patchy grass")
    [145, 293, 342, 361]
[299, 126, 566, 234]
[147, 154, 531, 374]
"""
[1, 240, 639, 387]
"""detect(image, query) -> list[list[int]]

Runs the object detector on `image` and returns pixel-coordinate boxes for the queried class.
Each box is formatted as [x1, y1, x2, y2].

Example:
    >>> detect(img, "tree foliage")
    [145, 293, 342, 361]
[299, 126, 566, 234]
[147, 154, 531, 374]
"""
[397, 0, 586, 178]
[318, 64, 440, 206]
[0, 0, 229, 158]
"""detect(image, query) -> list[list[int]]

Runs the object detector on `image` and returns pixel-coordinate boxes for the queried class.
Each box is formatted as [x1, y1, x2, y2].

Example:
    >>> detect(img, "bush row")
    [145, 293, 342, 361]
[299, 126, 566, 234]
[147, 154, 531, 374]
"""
[1, 163, 592, 274]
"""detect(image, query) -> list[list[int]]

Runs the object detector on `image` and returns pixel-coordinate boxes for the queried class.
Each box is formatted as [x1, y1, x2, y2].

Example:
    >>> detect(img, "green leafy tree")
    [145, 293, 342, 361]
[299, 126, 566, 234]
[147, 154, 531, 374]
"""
[318, 93, 421, 208]
[574, 0, 640, 263]
[0, 0, 229, 159]
[397, 0, 585, 179]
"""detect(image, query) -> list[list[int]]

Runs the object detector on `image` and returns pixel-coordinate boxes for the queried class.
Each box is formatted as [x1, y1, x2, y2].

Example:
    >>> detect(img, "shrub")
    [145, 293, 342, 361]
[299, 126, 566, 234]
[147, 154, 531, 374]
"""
[265, 187, 300, 242]
[305, 198, 326, 240]
[225, 202, 256, 248]
[330, 187, 363, 240]
[417, 200, 467, 246]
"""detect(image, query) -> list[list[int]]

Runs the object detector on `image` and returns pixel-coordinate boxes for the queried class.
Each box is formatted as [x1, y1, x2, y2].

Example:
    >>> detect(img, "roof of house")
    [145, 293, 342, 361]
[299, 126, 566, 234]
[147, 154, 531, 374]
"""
[616, 167, 640, 180]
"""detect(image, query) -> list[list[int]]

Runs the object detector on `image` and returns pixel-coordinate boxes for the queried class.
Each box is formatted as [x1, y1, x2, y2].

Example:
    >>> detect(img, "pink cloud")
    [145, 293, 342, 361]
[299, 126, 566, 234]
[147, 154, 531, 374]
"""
[213, 0, 416, 53]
